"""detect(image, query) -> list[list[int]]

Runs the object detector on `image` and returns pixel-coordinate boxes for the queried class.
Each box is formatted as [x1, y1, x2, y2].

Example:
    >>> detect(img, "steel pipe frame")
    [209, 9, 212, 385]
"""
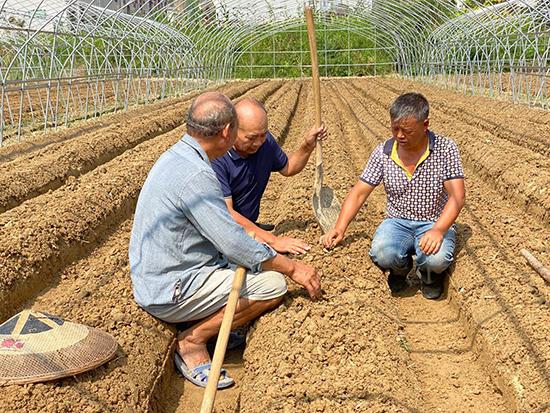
[1, 0, 549, 144]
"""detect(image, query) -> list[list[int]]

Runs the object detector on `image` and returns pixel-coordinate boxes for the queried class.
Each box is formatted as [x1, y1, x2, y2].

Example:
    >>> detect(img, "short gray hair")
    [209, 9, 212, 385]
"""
[187, 94, 237, 138]
[389, 92, 429, 122]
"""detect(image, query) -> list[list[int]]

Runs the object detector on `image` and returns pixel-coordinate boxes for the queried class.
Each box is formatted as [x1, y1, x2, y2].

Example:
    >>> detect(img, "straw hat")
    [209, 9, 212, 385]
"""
[0, 310, 118, 385]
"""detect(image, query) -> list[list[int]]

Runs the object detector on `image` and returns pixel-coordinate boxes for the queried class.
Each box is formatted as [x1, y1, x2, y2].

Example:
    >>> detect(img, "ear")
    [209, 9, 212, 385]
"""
[423, 118, 430, 130]
[221, 123, 231, 141]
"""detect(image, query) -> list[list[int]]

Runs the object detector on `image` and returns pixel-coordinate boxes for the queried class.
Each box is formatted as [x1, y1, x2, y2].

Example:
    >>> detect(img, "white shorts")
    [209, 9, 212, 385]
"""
[146, 265, 287, 323]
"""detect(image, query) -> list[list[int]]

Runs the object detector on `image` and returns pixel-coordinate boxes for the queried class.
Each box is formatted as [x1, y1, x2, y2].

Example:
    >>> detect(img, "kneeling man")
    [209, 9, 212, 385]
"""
[212, 98, 327, 255]
[129, 92, 321, 389]
[321, 92, 465, 299]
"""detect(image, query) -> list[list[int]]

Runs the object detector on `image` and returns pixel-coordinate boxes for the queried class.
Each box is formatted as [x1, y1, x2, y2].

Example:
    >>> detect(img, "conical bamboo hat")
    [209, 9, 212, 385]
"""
[0, 310, 117, 385]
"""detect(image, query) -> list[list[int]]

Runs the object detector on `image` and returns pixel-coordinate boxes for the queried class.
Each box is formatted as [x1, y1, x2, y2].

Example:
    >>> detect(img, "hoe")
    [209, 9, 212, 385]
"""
[305, 6, 341, 233]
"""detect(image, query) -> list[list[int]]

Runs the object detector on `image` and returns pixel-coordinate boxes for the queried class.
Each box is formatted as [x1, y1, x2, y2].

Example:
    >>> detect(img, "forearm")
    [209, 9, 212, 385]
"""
[434, 179, 466, 233]
[262, 252, 295, 275]
[433, 197, 464, 233]
[335, 186, 370, 233]
[285, 142, 315, 176]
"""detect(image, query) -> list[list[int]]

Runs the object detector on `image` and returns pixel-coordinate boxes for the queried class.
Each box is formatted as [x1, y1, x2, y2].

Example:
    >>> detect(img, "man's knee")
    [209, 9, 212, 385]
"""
[370, 241, 408, 271]
[242, 270, 287, 302]
[256, 272, 286, 311]
[263, 271, 287, 297]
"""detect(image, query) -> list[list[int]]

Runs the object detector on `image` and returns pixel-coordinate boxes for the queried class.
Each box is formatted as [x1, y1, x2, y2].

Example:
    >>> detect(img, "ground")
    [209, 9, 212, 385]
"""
[0, 77, 548, 412]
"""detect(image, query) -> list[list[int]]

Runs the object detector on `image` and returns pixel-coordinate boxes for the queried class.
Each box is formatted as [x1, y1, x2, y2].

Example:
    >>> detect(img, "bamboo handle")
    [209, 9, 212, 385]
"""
[305, 6, 321, 128]
[305, 6, 323, 167]
[521, 248, 550, 284]
[200, 233, 255, 412]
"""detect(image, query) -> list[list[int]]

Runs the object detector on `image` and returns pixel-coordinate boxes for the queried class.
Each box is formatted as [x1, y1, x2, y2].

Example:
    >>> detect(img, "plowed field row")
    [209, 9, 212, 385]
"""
[0, 80, 290, 412]
[1, 78, 187, 141]
[0, 78, 548, 413]
[0, 81, 262, 164]
[0, 80, 274, 214]
[375, 78, 550, 155]
[233, 83, 421, 412]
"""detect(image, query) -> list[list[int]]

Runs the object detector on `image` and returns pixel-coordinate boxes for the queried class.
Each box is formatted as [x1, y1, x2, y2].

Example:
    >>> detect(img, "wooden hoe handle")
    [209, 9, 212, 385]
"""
[305, 6, 322, 128]
[200, 233, 255, 413]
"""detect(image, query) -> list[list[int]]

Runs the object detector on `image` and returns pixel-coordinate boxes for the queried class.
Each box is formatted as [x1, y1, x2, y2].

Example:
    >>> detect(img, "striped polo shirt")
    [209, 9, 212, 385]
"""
[360, 131, 465, 222]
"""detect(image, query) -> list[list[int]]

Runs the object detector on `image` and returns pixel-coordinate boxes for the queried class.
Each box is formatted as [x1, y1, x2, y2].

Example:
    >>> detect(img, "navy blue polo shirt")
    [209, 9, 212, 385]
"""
[212, 132, 288, 222]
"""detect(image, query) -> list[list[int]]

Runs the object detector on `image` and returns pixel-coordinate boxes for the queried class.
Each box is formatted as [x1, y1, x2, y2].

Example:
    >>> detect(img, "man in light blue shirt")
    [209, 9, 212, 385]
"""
[129, 91, 321, 389]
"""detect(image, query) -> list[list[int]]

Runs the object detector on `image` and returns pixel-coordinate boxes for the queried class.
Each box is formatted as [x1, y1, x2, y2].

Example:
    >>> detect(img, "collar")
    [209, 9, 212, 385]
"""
[227, 147, 243, 160]
[383, 130, 436, 156]
[181, 134, 209, 164]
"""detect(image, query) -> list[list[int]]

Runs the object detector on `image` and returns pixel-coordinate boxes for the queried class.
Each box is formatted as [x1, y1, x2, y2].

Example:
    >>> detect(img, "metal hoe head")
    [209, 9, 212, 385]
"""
[312, 157, 341, 234]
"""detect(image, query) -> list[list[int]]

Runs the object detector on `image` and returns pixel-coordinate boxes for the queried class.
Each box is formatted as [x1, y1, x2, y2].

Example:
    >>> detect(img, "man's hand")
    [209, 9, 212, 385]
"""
[304, 123, 328, 148]
[320, 228, 345, 249]
[271, 236, 311, 255]
[282, 123, 328, 177]
[288, 261, 322, 300]
[419, 228, 444, 255]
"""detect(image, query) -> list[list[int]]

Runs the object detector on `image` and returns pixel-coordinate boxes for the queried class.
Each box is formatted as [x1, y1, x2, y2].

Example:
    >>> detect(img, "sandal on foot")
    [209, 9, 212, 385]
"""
[174, 352, 234, 389]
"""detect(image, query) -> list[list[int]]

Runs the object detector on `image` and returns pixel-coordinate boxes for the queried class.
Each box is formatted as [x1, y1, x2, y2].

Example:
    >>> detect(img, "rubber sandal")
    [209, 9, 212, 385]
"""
[174, 352, 234, 389]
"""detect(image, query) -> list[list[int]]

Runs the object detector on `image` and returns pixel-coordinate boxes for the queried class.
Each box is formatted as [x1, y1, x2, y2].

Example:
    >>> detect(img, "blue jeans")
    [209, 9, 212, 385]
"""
[369, 218, 456, 277]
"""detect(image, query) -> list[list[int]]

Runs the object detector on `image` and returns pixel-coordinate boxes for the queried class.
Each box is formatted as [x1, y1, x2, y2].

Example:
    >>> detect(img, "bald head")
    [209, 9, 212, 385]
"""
[187, 91, 236, 138]
[235, 98, 267, 129]
[233, 98, 270, 157]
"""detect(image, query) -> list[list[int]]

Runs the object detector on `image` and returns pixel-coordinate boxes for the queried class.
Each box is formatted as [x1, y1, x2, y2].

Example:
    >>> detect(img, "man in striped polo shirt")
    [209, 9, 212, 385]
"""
[321, 92, 465, 299]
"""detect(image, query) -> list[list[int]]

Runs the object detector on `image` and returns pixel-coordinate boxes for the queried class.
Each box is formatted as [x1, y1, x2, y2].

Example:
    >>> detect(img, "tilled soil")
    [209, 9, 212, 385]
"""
[0, 80, 268, 214]
[0, 78, 548, 412]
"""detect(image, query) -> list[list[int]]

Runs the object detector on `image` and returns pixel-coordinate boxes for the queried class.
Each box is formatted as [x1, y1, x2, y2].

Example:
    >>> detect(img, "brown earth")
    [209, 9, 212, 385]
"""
[0, 80, 262, 164]
[0, 80, 271, 214]
[0, 78, 548, 412]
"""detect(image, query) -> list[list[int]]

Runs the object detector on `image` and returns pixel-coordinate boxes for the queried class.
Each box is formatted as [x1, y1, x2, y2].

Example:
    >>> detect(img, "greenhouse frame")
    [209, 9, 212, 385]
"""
[1, 0, 549, 143]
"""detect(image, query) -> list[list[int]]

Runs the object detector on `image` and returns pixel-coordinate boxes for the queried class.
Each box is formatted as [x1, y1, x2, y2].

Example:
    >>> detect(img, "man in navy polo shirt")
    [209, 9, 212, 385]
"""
[212, 98, 327, 255]
[321, 92, 465, 299]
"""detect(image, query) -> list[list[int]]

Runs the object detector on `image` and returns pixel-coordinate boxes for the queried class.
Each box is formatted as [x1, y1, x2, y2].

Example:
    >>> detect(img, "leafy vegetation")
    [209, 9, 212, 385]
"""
[231, 17, 396, 79]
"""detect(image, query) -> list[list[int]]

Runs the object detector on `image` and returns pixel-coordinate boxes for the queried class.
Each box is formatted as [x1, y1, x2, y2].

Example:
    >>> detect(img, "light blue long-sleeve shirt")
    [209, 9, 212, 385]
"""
[129, 134, 277, 309]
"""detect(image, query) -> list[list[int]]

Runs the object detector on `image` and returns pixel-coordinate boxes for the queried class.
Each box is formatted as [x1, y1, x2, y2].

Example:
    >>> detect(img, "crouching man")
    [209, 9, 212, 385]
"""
[129, 92, 321, 389]
[321, 92, 465, 299]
